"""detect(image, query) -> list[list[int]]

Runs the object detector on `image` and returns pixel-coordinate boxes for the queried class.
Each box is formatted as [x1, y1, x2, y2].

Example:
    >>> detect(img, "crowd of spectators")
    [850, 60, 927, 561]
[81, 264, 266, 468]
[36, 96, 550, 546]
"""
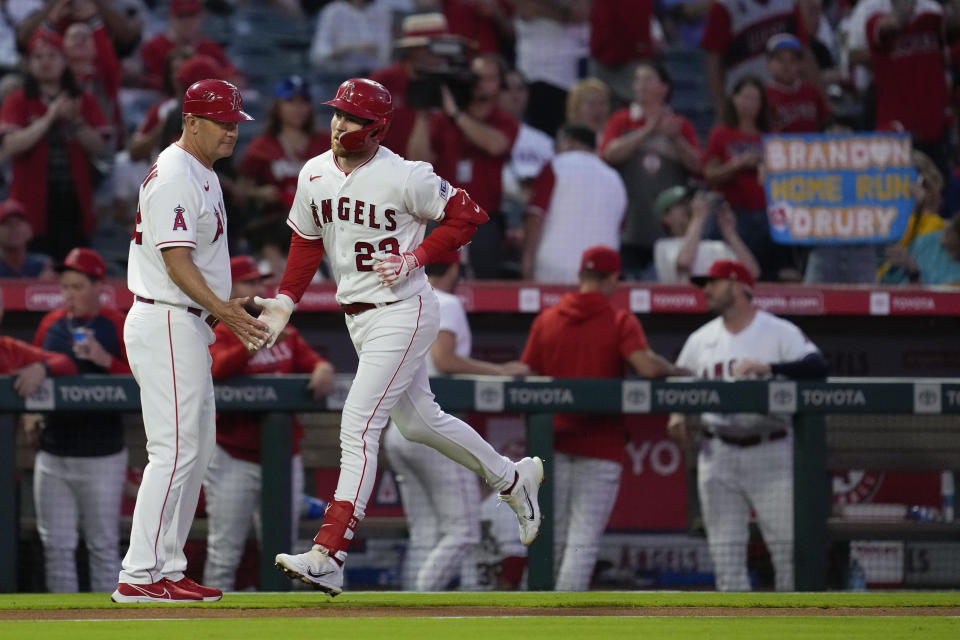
[1, 0, 960, 286]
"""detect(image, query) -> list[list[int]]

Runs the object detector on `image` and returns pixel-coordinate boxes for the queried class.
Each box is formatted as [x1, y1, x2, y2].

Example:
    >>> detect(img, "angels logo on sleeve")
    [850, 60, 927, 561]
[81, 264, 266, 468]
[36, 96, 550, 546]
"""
[172, 205, 188, 231]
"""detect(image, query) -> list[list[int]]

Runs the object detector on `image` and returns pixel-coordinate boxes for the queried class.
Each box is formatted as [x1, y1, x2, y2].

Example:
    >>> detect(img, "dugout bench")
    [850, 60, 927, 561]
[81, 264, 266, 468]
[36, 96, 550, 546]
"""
[2, 375, 960, 593]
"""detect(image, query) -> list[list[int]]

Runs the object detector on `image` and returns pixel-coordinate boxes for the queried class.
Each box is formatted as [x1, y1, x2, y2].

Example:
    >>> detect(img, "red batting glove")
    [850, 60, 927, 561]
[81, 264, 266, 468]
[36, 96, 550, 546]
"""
[371, 251, 421, 287]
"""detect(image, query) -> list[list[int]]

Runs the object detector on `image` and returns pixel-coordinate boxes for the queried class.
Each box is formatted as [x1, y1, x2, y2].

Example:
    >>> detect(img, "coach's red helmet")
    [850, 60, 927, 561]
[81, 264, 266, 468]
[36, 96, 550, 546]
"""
[182, 79, 253, 122]
[324, 78, 393, 152]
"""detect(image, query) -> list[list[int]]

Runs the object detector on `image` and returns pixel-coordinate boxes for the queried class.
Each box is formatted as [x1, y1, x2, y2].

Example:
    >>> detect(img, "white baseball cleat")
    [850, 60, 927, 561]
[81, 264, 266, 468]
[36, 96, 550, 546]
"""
[500, 456, 544, 545]
[275, 545, 343, 596]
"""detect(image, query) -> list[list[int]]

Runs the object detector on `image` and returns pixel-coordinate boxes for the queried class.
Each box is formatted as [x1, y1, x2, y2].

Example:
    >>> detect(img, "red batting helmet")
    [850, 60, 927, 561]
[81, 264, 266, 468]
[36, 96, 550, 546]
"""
[324, 78, 393, 152]
[182, 79, 253, 123]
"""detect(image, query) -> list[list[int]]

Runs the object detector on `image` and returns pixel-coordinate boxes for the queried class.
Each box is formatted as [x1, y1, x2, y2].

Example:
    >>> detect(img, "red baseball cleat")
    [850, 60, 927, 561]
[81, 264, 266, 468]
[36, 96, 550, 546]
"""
[111, 578, 203, 603]
[170, 576, 223, 602]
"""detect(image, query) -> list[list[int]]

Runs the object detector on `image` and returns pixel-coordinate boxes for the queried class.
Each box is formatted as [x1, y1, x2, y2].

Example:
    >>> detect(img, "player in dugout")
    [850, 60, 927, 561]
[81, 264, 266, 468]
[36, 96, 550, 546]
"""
[520, 245, 688, 590]
[668, 259, 828, 591]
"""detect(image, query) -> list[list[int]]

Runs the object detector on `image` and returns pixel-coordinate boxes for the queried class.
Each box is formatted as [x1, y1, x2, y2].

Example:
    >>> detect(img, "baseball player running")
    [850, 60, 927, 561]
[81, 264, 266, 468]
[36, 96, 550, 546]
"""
[113, 79, 268, 603]
[257, 78, 543, 596]
[668, 260, 827, 591]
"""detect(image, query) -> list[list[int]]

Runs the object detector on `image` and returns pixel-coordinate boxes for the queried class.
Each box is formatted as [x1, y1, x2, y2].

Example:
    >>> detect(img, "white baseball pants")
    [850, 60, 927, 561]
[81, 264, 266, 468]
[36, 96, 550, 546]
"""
[552, 453, 622, 591]
[202, 446, 305, 591]
[697, 434, 794, 591]
[337, 292, 515, 519]
[119, 304, 217, 585]
[34, 449, 127, 592]
[384, 421, 480, 591]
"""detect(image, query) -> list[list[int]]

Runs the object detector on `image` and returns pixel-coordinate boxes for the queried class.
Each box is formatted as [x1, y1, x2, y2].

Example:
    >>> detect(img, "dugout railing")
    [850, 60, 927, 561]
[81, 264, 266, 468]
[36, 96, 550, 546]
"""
[2, 375, 959, 593]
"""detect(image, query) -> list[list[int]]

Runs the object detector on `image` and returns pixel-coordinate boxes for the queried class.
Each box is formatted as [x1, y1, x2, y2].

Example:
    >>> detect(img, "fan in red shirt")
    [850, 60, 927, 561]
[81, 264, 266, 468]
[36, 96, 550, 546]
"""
[588, 0, 657, 105]
[138, 0, 239, 91]
[63, 21, 124, 149]
[407, 53, 519, 278]
[0, 30, 108, 260]
[866, 0, 950, 172]
[444, 0, 513, 53]
[202, 256, 335, 592]
[238, 76, 330, 222]
[598, 61, 702, 279]
[520, 246, 685, 591]
[763, 34, 829, 133]
[703, 76, 784, 280]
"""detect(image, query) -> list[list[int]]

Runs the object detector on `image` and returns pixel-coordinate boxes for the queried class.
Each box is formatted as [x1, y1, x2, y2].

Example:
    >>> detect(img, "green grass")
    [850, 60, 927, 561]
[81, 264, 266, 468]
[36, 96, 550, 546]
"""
[0, 590, 958, 610]
[1, 617, 959, 640]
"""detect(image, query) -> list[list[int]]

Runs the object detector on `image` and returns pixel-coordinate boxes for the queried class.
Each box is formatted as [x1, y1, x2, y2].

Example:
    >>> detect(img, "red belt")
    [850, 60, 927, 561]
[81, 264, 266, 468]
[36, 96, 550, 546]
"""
[136, 296, 219, 328]
[703, 429, 788, 448]
[340, 300, 400, 316]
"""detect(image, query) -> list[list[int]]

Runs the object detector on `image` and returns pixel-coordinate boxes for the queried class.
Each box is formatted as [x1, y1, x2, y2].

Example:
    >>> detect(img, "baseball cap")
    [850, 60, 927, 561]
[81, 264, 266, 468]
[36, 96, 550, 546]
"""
[690, 259, 755, 290]
[653, 185, 691, 218]
[580, 245, 621, 274]
[767, 33, 802, 55]
[396, 12, 450, 48]
[230, 255, 270, 283]
[0, 199, 28, 224]
[27, 29, 63, 54]
[56, 247, 106, 280]
[170, 0, 203, 16]
[274, 75, 311, 100]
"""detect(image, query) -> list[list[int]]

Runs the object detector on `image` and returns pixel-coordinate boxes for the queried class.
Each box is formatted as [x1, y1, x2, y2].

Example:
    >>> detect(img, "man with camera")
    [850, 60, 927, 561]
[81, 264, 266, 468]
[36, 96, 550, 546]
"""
[652, 185, 760, 284]
[407, 53, 519, 278]
[371, 13, 462, 156]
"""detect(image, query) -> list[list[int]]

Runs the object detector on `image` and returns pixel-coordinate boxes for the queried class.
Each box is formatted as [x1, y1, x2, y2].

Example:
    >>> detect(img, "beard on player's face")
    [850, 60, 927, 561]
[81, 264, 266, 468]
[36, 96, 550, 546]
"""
[705, 281, 735, 314]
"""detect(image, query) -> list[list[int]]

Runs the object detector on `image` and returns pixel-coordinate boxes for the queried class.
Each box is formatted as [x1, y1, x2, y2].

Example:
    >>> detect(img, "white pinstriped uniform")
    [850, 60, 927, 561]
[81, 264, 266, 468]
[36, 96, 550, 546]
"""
[286, 146, 516, 527]
[676, 310, 819, 591]
[120, 143, 230, 585]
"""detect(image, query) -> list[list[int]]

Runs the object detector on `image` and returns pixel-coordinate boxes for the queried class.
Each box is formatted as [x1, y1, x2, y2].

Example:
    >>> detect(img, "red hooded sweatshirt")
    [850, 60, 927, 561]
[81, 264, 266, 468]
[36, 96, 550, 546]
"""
[521, 291, 648, 461]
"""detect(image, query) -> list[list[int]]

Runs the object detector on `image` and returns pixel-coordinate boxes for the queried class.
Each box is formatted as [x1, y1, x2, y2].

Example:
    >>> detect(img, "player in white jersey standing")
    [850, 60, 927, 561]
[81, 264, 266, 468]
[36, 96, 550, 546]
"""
[256, 78, 544, 596]
[113, 79, 269, 603]
[383, 250, 530, 591]
[668, 260, 827, 592]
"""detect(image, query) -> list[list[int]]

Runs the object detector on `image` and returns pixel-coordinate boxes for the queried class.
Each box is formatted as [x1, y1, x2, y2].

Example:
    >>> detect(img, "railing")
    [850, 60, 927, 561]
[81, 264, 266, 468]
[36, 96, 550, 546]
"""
[2, 375, 959, 592]
[5, 278, 960, 316]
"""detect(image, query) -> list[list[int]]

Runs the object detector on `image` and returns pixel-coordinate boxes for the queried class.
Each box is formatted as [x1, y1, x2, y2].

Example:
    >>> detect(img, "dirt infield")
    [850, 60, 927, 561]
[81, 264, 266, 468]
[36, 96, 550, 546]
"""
[3, 605, 959, 620]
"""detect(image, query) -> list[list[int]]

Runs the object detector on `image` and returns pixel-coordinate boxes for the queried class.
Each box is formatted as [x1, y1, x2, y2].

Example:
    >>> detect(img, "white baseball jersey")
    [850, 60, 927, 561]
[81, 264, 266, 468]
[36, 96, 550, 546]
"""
[676, 310, 819, 434]
[128, 144, 231, 307]
[430, 289, 470, 377]
[287, 146, 451, 304]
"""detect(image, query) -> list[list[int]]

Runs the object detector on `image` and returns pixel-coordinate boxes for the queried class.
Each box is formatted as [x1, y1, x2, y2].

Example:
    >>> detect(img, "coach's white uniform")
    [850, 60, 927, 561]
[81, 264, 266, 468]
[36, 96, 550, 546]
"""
[287, 146, 516, 529]
[676, 310, 819, 592]
[383, 289, 481, 591]
[121, 143, 229, 585]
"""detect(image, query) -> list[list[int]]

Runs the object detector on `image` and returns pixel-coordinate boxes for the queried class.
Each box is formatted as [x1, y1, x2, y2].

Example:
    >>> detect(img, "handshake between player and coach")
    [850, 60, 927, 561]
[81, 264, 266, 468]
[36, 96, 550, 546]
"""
[248, 187, 489, 351]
